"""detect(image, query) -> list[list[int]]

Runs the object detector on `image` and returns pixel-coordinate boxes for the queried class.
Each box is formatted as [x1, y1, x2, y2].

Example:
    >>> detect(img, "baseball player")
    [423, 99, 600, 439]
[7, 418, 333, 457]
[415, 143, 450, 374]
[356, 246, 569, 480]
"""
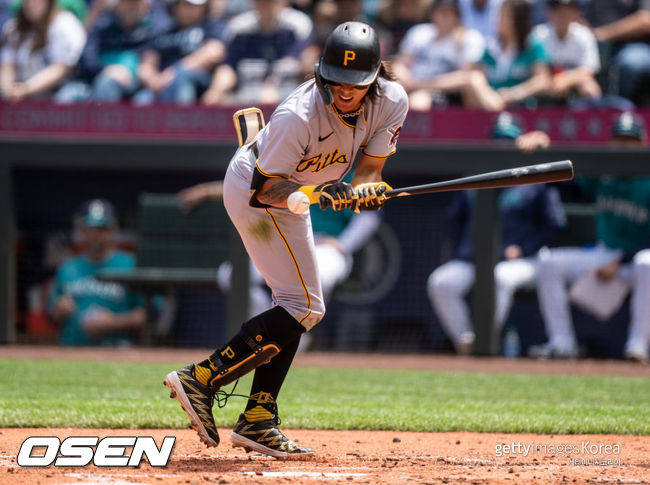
[427, 113, 564, 355]
[164, 21, 408, 458]
[531, 113, 650, 361]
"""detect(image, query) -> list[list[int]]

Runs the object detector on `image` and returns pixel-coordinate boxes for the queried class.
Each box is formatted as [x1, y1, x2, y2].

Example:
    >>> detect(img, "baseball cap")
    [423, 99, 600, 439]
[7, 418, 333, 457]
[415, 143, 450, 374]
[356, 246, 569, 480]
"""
[79, 199, 117, 228]
[611, 112, 647, 141]
[492, 112, 523, 140]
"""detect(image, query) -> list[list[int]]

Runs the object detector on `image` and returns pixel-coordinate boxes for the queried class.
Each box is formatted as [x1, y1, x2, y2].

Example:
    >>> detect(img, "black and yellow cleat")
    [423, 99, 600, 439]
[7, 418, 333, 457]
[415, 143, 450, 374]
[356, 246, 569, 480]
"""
[230, 412, 313, 460]
[164, 364, 220, 448]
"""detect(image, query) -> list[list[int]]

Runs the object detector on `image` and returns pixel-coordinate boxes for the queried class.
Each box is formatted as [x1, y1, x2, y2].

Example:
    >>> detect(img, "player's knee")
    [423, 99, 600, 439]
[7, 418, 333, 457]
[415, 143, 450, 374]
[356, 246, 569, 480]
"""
[301, 300, 325, 331]
[426, 271, 439, 296]
[428, 269, 456, 297]
[494, 263, 517, 290]
[537, 251, 562, 278]
[633, 249, 650, 267]
[273, 290, 325, 331]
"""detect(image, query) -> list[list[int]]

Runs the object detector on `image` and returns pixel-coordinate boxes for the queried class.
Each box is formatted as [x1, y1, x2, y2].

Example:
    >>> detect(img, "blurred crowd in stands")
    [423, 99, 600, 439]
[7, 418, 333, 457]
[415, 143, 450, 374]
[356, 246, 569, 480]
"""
[1, 0, 649, 109]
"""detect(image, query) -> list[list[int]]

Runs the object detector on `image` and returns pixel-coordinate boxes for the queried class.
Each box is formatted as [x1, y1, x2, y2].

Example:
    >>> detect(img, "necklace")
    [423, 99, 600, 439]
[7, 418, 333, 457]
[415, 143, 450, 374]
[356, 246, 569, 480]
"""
[338, 105, 364, 118]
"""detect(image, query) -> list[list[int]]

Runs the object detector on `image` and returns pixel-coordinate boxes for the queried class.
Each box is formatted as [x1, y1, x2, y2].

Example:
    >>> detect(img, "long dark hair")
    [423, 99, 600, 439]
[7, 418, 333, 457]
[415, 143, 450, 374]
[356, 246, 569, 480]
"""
[504, 0, 532, 52]
[15, 0, 58, 52]
[365, 60, 397, 102]
[311, 60, 396, 102]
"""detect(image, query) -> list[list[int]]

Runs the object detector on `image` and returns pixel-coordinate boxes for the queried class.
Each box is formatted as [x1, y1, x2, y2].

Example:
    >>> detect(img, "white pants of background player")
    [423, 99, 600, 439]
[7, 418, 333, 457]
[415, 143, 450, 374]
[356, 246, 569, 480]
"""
[536, 245, 650, 358]
[427, 257, 537, 351]
[217, 244, 353, 320]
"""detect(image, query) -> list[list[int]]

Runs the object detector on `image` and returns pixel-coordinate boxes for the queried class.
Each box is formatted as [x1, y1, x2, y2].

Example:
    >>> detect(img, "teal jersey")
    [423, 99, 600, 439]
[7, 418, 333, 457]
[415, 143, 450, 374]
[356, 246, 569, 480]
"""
[481, 34, 550, 89]
[580, 177, 650, 258]
[49, 250, 144, 346]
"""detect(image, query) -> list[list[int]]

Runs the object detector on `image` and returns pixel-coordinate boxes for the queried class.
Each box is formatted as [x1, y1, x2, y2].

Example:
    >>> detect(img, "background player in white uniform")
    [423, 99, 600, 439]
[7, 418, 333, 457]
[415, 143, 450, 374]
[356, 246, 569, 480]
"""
[164, 21, 408, 458]
[427, 113, 566, 355]
[531, 113, 650, 362]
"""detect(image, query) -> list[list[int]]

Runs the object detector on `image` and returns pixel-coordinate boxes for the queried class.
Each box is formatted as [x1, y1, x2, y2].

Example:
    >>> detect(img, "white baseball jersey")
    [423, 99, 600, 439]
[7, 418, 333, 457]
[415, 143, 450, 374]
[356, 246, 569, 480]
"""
[224, 77, 408, 330]
[532, 22, 600, 73]
[398, 23, 486, 80]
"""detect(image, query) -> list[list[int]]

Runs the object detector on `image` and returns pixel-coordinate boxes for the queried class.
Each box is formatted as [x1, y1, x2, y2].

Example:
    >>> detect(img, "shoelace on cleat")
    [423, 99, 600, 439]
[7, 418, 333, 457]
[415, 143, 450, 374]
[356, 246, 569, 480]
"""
[213, 379, 251, 409]
[212, 381, 283, 428]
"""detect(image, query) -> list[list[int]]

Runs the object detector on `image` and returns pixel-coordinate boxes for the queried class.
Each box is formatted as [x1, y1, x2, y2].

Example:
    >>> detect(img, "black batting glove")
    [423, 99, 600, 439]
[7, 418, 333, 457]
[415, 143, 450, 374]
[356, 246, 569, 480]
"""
[355, 182, 391, 211]
[316, 182, 360, 212]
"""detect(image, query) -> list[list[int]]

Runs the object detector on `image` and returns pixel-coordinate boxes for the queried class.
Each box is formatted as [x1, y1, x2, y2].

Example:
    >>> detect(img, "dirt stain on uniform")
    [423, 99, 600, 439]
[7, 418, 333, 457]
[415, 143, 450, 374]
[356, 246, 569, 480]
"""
[249, 219, 273, 242]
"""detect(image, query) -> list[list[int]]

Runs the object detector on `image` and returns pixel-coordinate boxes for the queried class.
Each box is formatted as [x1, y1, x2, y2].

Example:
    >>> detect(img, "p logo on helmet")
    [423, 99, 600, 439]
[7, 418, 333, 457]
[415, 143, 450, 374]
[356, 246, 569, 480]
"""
[343, 50, 356, 66]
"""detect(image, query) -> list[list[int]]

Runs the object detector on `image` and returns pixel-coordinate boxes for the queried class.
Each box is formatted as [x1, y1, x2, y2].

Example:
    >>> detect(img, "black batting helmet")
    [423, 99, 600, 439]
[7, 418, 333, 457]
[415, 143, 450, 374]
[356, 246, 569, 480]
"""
[317, 21, 381, 86]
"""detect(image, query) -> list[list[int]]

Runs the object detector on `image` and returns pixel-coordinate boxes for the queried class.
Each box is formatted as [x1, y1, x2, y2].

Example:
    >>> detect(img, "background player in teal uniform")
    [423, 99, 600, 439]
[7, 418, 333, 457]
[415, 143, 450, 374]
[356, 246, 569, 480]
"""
[531, 112, 650, 362]
[48, 199, 145, 346]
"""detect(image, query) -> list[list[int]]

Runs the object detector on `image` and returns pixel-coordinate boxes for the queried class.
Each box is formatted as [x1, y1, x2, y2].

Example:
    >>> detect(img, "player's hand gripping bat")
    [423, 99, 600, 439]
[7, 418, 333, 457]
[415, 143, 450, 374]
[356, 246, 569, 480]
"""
[289, 160, 574, 213]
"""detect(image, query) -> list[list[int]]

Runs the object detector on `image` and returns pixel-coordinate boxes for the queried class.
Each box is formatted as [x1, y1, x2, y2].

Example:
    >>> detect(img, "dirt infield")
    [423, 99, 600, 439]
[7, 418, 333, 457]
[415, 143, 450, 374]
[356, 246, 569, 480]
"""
[2, 428, 648, 485]
[1, 346, 649, 484]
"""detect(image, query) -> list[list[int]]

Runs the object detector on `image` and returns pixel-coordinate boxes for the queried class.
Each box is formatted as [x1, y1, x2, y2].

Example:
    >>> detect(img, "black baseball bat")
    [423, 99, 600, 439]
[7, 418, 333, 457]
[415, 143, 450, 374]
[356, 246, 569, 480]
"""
[385, 160, 573, 198]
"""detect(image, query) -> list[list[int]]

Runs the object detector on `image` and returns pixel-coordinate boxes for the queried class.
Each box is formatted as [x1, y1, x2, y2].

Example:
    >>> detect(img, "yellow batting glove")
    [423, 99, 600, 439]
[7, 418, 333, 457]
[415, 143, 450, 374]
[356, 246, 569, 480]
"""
[354, 182, 392, 211]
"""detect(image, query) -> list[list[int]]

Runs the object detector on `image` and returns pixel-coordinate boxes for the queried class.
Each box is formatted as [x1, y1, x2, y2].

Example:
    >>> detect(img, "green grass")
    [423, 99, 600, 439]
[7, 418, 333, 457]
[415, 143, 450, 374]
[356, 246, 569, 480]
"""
[0, 359, 648, 434]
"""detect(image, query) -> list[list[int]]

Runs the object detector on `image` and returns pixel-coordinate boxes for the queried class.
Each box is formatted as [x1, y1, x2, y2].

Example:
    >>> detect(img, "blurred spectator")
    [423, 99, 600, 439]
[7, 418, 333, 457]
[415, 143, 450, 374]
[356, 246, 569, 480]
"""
[320, 0, 374, 40]
[1, 0, 12, 29]
[333, 0, 366, 23]
[531, 112, 650, 362]
[458, 0, 505, 42]
[427, 112, 565, 355]
[305, 0, 391, 70]
[533, 0, 601, 102]
[56, 0, 155, 103]
[461, 0, 552, 111]
[376, 0, 429, 51]
[85, 0, 111, 30]
[311, 0, 337, 47]
[9, 0, 88, 23]
[202, 0, 312, 106]
[0, 0, 86, 101]
[134, 0, 226, 105]
[217, 0, 251, 18]
[48, 199, 145, 346]
[393, 0, 486, 110]
[528, 0, 550, 26]
[586, 0, 650, 106]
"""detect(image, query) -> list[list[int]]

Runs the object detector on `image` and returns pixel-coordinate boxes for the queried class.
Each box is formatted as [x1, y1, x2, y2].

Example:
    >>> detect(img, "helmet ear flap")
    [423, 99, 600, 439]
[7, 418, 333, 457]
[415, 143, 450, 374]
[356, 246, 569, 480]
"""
[314, 64, 333, 105]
